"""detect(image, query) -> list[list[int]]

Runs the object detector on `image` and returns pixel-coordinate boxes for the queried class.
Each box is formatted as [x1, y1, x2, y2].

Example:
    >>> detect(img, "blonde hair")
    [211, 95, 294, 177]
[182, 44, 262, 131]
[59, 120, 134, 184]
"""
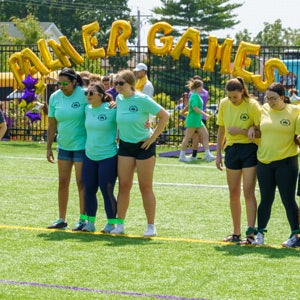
[186, 79, 203, 90]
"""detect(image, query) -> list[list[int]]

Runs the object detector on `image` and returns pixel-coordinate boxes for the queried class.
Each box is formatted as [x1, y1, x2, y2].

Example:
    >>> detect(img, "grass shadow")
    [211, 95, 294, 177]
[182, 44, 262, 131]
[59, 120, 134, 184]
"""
[37, 230, 163, 247]
[214, 243, 300, 258]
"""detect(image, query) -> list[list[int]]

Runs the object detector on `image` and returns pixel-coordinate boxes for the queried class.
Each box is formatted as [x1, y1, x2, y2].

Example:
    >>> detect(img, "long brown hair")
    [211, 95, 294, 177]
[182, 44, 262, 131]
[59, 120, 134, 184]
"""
[225, 77, 250, 99]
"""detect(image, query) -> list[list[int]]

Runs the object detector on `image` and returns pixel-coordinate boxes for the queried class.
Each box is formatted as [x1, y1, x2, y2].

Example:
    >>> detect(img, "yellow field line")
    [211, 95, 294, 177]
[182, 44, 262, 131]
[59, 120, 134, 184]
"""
[1, 224, 297, 250]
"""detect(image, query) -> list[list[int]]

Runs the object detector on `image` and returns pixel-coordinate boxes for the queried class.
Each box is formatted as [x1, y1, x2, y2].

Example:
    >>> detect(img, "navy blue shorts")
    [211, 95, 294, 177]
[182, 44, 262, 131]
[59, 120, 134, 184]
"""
[57, 148, 85, 162]
[118, 140, 156, 160]
[225, 143, 258, 170]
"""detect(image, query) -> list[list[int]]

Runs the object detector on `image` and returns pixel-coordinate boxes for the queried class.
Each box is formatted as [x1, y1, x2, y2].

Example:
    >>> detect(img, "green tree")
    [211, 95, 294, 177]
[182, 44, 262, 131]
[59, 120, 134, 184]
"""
[0, 0, 135, 46]
[151, 0, 243, 39]
[0, 14, 47, 45]
[234, 19, 300, 46]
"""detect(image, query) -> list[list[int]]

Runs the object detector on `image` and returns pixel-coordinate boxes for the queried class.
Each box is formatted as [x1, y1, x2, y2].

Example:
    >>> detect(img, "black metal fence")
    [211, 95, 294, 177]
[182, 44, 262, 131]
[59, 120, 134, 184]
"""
[1, 44, 300, 143]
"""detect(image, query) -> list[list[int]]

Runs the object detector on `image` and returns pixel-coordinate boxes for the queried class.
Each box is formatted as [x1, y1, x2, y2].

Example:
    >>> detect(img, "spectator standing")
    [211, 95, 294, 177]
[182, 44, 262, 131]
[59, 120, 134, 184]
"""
[250, 82, 300, 247]
[179, 79, 215, 163]
[133, 63, 154, 98]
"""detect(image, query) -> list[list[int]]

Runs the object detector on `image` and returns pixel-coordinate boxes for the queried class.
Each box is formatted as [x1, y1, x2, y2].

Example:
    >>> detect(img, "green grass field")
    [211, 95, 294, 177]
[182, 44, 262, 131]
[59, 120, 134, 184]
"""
[0, 141, 299, 300]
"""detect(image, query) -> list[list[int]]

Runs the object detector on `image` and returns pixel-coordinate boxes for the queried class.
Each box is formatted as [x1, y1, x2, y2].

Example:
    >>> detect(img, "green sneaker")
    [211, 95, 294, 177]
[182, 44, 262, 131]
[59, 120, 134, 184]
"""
[82, 221, 96, 232]
[47, 218, 68, 229]
[72, 219, 86, 231]
[101, 223, 116, 233]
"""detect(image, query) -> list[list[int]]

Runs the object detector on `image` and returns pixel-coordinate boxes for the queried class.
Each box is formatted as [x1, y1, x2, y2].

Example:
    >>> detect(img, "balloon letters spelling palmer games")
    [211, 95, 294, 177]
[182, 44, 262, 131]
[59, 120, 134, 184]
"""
[8, 20, 289, 92]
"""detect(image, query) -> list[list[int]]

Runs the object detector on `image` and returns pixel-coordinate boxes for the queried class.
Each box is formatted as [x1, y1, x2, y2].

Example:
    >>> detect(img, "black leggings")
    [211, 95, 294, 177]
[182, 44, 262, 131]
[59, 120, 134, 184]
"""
[257, 155, 299, 232]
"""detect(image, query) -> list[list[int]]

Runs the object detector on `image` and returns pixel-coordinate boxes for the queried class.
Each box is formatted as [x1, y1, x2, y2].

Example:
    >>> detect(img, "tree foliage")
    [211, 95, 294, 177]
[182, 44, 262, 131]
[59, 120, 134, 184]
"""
[0, 0, 136, 46]
[235, 19, 300, 46]
[151, 0, 243, 38]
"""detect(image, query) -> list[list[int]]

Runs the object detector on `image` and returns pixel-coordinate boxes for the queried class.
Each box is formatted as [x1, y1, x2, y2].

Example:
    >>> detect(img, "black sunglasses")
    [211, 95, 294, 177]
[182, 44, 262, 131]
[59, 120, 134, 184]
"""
[85, 90, 99, 96]
[115, 81, 126, 86]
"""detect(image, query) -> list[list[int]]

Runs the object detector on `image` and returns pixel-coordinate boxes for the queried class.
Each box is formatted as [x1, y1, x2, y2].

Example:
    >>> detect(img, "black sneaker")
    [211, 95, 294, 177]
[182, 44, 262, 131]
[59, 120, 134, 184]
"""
[47, 218, 68, 229]
[72, 219, 86, 231]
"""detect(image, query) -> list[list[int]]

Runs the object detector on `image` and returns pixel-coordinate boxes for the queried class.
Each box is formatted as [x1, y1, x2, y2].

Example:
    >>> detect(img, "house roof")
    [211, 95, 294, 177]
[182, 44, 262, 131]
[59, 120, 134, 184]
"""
[0, 22, 63, 42]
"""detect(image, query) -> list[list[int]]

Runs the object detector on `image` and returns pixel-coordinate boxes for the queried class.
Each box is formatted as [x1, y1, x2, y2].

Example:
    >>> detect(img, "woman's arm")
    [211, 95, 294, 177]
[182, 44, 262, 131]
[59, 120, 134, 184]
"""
[0, 121, 7, 140]
[141, 108, 170, 150]
[216, 126, 225, 171]
[46, 117, 57, 163]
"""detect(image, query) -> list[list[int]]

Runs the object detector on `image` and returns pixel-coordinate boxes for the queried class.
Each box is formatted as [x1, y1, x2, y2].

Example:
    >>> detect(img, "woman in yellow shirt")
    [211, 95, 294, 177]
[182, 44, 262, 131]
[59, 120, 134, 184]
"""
[250, 82, 300, 247]
[216, 77, 261, 244]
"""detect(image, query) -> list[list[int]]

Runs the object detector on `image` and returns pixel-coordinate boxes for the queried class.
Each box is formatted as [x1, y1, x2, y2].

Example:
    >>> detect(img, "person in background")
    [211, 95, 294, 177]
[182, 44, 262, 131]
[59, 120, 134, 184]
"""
[81, 82, 118, 233]
[89, 73, 101, 83]
[0, 108, 7, 140]
[46, 67, 87, 231]
[133, 63, 154, 98]
[189, 75, 211, 161]
[216, 77, 261, 245]
[110, 69, 169, 236]
[101, 75, 111, 91]
[176, 92, 189, 133]
[179, 79, 215, 163]
[106, 74, 119, 100]
[249, 82, 300, 247]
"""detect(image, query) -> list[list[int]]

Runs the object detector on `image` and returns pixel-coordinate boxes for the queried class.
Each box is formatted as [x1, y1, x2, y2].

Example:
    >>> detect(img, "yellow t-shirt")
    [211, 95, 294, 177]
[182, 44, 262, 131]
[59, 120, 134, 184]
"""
[258, 103, 300, 164]
[217, 97, 261, 147]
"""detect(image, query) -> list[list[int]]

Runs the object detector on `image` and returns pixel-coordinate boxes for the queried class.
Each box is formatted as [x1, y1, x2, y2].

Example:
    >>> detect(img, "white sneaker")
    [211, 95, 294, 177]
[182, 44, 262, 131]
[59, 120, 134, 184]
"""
[190, 156, 197, 161]
[179, 156, 191, 162]
[144, 225, 157, 237]
[282, 234, 298, 247]
[252, 232, 264, 245]
[205, 153, 216, 162]
[110, 224, 125, 234]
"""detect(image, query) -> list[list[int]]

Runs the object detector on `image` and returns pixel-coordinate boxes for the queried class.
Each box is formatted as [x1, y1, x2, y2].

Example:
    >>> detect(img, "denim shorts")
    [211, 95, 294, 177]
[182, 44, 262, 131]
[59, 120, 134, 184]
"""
[57, 148, 85, 162]
[118, 140, 156, 160]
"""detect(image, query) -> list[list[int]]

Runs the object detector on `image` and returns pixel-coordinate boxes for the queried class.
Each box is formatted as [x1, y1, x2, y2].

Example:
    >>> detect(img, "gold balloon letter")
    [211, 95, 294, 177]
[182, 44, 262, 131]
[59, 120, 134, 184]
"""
[170, 27, 200, 68]
[147, 22, 174, 56]
[203, 36, 233, 74]
[107, 20, 132, 57]
[232, 41, 261, 82]
[8, 52, 25, 89]
[21, 48, 50, 76]
[82, 21, 105, 59]
[252, 58, 289, 91]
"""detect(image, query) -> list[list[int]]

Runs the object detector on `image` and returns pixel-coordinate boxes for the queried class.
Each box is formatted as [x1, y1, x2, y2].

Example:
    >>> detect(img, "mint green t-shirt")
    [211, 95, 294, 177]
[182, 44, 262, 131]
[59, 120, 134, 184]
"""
[186, 92, 204, 128]
[85, 103, 118, 161]
[116, 91, 162, 143]
[48, 86, 87, 150]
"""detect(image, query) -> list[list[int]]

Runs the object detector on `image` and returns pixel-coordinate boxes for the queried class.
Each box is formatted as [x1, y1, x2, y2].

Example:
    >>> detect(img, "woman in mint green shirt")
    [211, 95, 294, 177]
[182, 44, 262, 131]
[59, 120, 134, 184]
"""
[46, 67, 87, 231]
[111, 69, 169, 236]
[81, 82, 118, 233]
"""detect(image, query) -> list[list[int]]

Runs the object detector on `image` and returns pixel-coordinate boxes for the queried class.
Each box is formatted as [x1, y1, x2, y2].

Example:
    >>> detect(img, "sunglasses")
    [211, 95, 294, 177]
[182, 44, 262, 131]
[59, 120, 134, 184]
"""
[114, 81, 126, 86]
[57, 81, 69, 86]
[85, 90, 99, 96]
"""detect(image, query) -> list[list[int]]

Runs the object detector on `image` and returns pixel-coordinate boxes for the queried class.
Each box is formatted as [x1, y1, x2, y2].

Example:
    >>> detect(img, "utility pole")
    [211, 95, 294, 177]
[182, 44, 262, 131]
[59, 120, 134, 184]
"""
[134, 8, 152, 63]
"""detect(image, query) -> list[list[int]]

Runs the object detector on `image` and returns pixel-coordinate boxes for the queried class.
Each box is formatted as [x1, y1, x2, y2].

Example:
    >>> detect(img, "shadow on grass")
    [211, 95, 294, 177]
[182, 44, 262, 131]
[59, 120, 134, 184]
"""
[1, 141, 44, 149]
[214, 243, 300, 258]
[37, 231, 163, 247]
